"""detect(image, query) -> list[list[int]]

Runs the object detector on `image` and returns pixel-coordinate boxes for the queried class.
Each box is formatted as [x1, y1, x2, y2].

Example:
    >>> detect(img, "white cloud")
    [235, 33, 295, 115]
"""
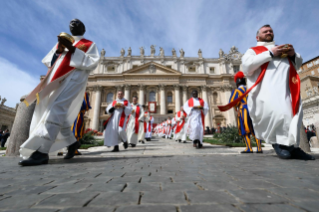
[0, 57, 39, 107]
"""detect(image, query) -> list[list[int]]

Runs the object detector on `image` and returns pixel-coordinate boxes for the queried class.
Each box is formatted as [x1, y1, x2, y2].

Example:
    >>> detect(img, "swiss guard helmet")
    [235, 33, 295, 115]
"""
[234, 71, 246, 88]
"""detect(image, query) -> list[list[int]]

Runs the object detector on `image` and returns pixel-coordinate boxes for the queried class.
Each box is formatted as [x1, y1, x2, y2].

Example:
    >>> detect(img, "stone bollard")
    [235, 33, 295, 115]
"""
[6, 96, 35, 156]
[299, 125, 311, 153]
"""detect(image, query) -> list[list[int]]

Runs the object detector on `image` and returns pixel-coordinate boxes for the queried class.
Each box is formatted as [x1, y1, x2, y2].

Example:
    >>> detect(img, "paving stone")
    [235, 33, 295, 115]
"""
[161, 182, 200, 191]
[107, 176, 142, 184]
[232, 179, 280, 189]
[5, 186, 56, 196]
[186, 190, 238, 204]
[87, 191, 139, 206]
[197, 181, 240, 191]
[36, 192, 99, 208]
[3, 209, 57, 212]
[124, 182, 161, 192]
[85, 182, 126, 192]
[141, 176, 173, 183]
[180, 204, 241, 212]
[238, 203, 304, 212]
[42, 183, 91, 194]
[292, 200, 319, 212]
[59, 207, 114, 212]
[116, 205, 176, 212]
[0, 194, 52, 210]
[141, 191, 186, 205]
[227, 188, 289, 204]
[267, 187, 319, 202]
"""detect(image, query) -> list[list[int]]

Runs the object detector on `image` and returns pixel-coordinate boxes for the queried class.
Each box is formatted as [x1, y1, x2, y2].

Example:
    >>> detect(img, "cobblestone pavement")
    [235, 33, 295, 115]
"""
[0, 138, 319, 211]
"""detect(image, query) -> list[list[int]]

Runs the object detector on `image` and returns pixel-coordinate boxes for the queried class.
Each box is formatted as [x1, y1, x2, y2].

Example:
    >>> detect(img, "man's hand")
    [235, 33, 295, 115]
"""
[56, 42, 64, 54]
[58, 36, 76, 54]
[270, 45, 285, 57]
[287, 44, 295, 57]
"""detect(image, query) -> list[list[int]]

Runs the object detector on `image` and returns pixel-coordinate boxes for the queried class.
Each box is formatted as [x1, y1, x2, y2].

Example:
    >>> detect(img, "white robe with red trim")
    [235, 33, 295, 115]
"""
[20, 36, 99, 159]
[175, 111, 187, 141]
[126, 104, 144, 145]
[242, 41, 303, 146]
[145, 116, 154, 139]
[104, 98, 132, 147]
[183, 97, 209, 143]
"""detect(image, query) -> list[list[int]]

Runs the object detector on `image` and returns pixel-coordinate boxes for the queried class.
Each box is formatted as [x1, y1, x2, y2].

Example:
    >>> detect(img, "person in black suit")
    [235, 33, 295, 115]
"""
[1, 129, 10, 147]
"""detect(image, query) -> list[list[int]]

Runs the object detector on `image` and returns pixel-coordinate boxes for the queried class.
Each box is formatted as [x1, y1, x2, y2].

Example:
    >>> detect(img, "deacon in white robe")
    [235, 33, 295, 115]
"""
[145, 111, 154, 141]
[19, 19, 99, 166]
[242, 24, 314, 160]
[175, 107, 188, 143]
[165, 118, 172, 139]
[104, 91, 132, 152]
[126, 96, 144, 147]
[183, 90, 209, 148]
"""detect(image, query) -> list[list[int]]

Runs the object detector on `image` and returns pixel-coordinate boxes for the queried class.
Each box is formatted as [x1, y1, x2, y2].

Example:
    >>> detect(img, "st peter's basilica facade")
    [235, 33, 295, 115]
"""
[85, 46, 242, 131]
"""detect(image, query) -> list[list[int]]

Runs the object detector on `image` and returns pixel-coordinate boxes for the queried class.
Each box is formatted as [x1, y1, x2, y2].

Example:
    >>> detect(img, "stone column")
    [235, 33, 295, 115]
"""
[174, 85, 181, 112]
[159, 84, 166, 114]
[92, 85, 102, 130]
[6, 96, 36, 156]
[138, 84, 145, 106]
[182, 86, 187, 104]
[201, 85, 212, 128]
[124, 84, 131, 100]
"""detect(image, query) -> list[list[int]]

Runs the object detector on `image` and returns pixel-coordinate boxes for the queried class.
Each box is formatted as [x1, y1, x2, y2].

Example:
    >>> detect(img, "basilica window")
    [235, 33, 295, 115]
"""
[307, 63, 313, 68]
[107, 66, 116, 72]
[166, 65, 172, 69]
[106, 93, 114, 103]
[312, 71, 315, 75]
[132, 65, 138, 69]
[149, 91, 156, 102]
[233, 65, 240, 73]
[167, 92, 173, 103]
[188, 66, 196, 72]
[209, 67, 215, 74]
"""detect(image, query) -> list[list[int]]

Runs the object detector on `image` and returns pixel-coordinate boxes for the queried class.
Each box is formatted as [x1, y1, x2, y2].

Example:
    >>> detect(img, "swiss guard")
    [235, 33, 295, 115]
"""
[229, 71, 262, 153]
[70, 92, 91, 156]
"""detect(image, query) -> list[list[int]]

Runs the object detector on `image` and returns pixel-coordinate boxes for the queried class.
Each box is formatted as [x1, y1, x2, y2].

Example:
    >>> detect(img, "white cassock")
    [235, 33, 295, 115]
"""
[242, 41, 303, 146]
[140, 112, 149, 141]
[104, 98, 132, 147]
[126, 104, 144, 145]
[165, 120, 172, 139]
[183, 97, 209, 144]
[175, 110, 187, 141]
[20, 36, 99, 159]
[145, 115, 154, 139]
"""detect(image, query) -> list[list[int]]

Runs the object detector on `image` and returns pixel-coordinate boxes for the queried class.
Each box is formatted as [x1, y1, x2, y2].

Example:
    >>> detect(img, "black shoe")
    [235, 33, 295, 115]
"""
[57, 152, 63, 156]
[197, 143, 203, 149]
[142, 141, 145, 144]
[291, 148, 315, 160]
[179, 140, 181, 143]
[123, 142, 128, 149]
[111, 145, 120, 152]
[18, 151, 49, 166]
[240, 150, 253, 153]
[130, 144, 136, 148]
[256, 151, 263, 154]
[272, 144, 292, 159]
[193, 140, 198, 147]
[75, 150, 82, 155]
[183, 141, 187, 143]
[64, 141, 80, 159]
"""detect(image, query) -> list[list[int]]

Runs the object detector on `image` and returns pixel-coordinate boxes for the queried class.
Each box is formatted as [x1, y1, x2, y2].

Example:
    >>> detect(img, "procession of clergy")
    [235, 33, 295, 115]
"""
[18, 19, 316, 166]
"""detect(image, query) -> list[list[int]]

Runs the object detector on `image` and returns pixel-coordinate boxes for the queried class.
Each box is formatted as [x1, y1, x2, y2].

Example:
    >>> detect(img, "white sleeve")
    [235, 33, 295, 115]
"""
[106, 103, 114, 114]
[183, 100, 192, 115]
[124, 101, 132, 116]
[42, 43, 58, 68]
[138, 107, 145, 121]
[203, 101, 209, 116]
[242, 49, 272, 77]
[70, 42, 100, 72]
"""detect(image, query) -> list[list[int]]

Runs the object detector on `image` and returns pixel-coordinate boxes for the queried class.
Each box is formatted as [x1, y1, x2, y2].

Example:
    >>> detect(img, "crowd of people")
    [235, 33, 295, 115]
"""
[0, 129, 10, 148]
[16, 20, 315, 166]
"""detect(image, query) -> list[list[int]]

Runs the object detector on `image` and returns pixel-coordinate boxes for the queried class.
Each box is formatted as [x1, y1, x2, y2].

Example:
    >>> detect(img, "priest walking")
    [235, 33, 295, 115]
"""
[126, 96, 144, 147]
[241, 24, 314, 160]
[19, 19, 99, 166]
[104, 91, 132, 152]
[144, 109, 154, 141]
[183, 90, 209, 148]
[175, 106, 188, 143]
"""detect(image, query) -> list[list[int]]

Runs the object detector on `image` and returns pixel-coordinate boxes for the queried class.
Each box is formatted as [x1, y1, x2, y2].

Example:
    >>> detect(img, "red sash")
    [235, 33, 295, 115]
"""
[148, 116, 152, 132]
[188, 98, 205, 132]
[144, 122, 147, 133]
[134, 105, 140, 134]
[218, 46, 300, 116]
[103, 100, 128, 129]
[175, 110, 187, 133]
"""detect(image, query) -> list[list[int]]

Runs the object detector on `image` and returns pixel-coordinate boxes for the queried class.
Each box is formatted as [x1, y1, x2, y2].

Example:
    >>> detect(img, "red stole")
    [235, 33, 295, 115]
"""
[188, 98, 205, 133]
[51, 39, 93, 82]
[148, 116, 152, 132]
[175, 110, 187, 133]
[218, 46, 300, 116]
[134, 105, 140, 134]
[103, 100, 128, 129]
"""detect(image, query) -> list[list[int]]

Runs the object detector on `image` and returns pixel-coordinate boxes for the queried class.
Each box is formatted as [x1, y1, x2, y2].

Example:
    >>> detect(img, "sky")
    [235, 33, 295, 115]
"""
[0, 0, 318, 107]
